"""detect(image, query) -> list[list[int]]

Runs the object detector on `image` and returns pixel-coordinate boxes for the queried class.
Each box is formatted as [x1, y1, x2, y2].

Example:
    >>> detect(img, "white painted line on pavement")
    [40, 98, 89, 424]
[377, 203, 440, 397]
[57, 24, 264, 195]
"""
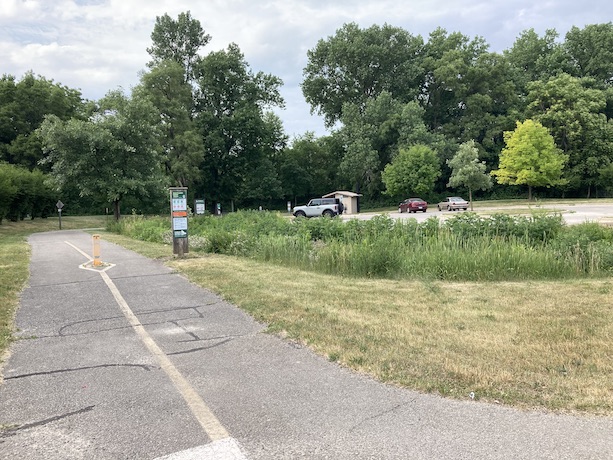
[65, 241, 242, 453]
[154, 438, 248, 460]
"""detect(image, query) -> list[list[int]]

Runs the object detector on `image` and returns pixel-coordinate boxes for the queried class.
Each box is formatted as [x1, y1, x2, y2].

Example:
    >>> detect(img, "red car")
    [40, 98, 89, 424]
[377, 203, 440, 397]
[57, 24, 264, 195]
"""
[398, 198, 428, 213]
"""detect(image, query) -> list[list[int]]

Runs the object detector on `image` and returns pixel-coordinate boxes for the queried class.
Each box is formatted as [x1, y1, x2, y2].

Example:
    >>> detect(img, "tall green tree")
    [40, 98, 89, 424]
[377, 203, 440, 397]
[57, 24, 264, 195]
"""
[564, 23, 613, 86]
[302, 23, 424, 127]
[136, 60, 203, 187]
[38, 91, 163, 219]
[447, 140, 492, 210]
[382, 144, 441, 198]
[195, 43, 285, 207]
[277, 132, 341, 203]
[504, 28, 569, 89]
[147, 11, 211, 83]
[419, 28, 489, 132]
[339, 92, 405, 195]
[0, 73, 83, 169]
[491, 120, 568, 200]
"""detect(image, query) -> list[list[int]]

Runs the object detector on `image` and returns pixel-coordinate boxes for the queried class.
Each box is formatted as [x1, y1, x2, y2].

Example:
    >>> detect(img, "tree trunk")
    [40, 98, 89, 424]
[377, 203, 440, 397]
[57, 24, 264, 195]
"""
[528, 185, 533, 201]
[469, 187, 473, 211]
[113, 200, 121, 221]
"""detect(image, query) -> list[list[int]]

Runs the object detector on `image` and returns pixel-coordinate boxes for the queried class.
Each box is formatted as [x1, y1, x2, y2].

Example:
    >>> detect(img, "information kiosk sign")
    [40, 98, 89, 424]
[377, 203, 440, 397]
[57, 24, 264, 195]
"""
[169, 187, 189, 255]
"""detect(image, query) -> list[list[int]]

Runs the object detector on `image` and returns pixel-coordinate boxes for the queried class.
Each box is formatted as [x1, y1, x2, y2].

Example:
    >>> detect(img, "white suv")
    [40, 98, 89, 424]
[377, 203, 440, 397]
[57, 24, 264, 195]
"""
[293, 198, 342, 218]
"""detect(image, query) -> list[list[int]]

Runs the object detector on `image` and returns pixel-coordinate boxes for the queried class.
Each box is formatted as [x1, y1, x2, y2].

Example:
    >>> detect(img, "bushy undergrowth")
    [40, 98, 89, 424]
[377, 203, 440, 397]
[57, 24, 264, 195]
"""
[107, 210, 613, 281]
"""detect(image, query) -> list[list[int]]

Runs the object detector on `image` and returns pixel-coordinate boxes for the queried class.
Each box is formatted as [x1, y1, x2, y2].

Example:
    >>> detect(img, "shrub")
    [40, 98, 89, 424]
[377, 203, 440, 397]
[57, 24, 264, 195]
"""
[107, 210, 613, 280]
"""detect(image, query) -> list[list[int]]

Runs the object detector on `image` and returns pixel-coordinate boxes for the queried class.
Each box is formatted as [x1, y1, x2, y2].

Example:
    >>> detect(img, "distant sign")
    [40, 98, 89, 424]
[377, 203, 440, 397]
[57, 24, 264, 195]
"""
[195, 199, 205, 215]
[56, 200, 64, 210]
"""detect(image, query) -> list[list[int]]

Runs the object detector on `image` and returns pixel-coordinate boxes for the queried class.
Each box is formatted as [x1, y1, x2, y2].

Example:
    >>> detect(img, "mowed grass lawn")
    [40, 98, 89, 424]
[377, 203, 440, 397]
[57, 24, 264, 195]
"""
[1, 221, 612, 415]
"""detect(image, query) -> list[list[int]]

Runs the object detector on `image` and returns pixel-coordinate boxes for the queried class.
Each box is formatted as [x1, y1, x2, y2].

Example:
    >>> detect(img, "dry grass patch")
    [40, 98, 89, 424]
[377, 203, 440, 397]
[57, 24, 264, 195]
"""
[166, 254, 613, 415]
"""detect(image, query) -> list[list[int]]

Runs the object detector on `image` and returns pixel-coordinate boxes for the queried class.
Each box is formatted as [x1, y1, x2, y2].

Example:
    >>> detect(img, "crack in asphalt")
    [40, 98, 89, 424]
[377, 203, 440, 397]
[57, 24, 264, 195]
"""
[348, 400, 416, 432]
[55, 303, 222, 337]
[27, 271, 179, 290]
[167, 338, 233, 355]
[0, 405, 95, 437]
[4, 363, 158, 380]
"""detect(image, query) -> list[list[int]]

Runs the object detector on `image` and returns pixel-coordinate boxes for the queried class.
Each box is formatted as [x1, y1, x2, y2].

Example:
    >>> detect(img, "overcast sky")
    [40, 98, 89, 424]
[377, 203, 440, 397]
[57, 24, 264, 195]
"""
[1, 0, 611, 138]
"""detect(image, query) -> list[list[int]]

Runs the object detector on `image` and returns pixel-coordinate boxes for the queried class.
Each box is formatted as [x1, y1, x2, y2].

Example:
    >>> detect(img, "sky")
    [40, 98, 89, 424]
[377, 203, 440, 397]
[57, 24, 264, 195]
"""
[1, 0, 612, 138]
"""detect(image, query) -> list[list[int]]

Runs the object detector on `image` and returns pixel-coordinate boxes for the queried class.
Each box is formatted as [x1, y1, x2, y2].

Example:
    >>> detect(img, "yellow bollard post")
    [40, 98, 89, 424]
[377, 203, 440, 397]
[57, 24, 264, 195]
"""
[92, 234, 101, 267]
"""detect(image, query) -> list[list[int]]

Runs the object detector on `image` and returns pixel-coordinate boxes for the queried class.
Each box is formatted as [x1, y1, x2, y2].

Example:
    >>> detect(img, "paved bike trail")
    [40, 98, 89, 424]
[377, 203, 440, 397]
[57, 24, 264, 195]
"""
[1, 230, 612, 459]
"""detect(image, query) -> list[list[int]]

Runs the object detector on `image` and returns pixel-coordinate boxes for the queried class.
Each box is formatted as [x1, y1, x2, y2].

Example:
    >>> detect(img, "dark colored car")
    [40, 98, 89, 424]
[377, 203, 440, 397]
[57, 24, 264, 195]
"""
[398, 198, 428, 213]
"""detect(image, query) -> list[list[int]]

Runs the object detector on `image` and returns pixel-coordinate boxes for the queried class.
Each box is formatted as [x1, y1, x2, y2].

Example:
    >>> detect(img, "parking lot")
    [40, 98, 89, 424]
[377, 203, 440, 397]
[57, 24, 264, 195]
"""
[342, 201, 613, 225]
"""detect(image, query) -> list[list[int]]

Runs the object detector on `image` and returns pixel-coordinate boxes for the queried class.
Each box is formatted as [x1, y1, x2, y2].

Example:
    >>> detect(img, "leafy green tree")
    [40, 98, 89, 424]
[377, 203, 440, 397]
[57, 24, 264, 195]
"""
[420, 28, 489, 132]
[136, 60, 203, 187]
[447, 140, 492, 210]
[504, 28, 569, 89]
[339, 92, 405, 195]
[491, 120, 568, 200]
[195, 43, 285, 207]
[526, 73, 613, 196]
[0, 73, 83, 169]
[382, 144, 441, 198]
[38, 90, 163, 220]
[0, 163, 18, 223]
[0, 163, 55, 223]
[147, 11, 211, 83]
[277, 132, 342, 203]
[302, 23, 424, 127]
[564, 23, 613, 86]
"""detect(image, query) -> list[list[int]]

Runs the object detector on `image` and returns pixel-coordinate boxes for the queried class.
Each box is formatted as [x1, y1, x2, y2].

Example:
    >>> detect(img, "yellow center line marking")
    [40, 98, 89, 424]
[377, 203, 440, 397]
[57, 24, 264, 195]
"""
[65, 241, 230, 442]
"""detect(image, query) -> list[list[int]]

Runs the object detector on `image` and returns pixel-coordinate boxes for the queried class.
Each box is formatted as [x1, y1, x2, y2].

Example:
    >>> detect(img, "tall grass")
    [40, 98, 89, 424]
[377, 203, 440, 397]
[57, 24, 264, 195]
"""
[107, 211, 613, 281]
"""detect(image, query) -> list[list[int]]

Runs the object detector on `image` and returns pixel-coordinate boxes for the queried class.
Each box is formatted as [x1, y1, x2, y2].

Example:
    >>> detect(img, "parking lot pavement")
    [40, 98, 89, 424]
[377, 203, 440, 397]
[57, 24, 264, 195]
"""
[1, 230, 613, 459]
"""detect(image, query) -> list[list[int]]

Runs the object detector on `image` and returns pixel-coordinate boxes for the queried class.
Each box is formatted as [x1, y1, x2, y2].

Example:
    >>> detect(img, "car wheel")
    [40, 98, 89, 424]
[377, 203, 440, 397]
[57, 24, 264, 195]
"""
[322, 209, 334, 217]
[448, 206, 452, 211]
[437, 205, 442, 211]
[423, 209, 427, 213]
[295, 211, 306, 218]
[398, 207, 403, 213]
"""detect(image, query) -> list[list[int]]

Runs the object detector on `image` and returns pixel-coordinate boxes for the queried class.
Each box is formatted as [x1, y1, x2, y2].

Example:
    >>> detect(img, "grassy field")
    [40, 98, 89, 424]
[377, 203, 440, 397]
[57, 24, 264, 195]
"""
[2, 216, 613, 415]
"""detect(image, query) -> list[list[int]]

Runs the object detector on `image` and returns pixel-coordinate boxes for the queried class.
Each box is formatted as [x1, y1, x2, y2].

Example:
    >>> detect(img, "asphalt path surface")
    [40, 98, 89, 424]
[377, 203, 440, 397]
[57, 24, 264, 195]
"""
[1, 230, 613, 459]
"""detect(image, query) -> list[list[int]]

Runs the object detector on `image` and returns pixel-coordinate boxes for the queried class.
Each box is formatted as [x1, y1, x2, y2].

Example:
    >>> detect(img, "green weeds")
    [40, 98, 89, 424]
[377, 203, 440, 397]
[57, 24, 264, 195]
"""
[107, 210, 613, 281]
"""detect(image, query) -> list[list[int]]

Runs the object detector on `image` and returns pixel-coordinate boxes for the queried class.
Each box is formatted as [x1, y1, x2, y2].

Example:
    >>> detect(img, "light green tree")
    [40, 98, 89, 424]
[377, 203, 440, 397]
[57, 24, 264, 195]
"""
[491, 120, 568, 200]
[447, 140, 492, 210]
[382, 144, 441, 198]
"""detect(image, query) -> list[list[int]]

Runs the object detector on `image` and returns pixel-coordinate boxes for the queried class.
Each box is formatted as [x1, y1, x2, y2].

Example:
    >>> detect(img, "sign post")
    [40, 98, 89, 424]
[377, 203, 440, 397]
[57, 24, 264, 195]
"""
[169, 187, 189, 256]
[56, 200, 64, 230]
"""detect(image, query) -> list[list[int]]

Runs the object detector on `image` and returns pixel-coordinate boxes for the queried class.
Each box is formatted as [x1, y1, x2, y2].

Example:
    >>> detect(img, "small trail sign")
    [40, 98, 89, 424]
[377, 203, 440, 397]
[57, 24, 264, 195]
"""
[56, 200, 64, 229]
